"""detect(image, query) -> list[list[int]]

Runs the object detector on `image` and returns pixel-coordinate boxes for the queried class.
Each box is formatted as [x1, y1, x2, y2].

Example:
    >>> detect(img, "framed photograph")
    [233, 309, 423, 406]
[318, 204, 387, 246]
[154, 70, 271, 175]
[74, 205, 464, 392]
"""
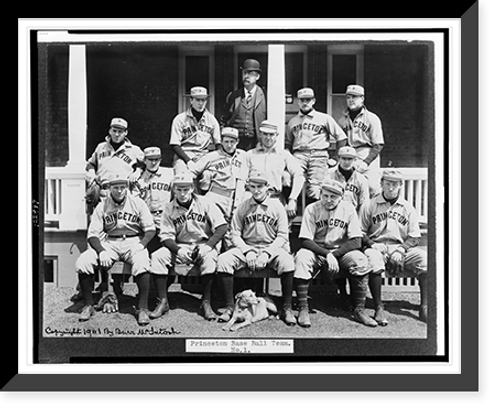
[11, 10, 476, 392]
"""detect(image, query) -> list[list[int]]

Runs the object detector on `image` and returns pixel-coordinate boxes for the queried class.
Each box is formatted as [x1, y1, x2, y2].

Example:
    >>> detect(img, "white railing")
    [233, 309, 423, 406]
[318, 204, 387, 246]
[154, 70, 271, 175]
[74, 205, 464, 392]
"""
[399, 167, 428, 226]
[44, 167, 87, 231]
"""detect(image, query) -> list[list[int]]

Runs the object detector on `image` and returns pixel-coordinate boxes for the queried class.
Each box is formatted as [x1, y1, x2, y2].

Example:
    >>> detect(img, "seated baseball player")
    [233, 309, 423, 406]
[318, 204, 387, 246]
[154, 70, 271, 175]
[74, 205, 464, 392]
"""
[149, 172, 228, 320]
[359, 168, 428, 324]
[74, 172, 156, 326]
[188, 126, 249, 248]
[215, 170, 297, 326]
[85, 117, 145, 212]
[246, 120, 305, 220]
[293, 177, 376, 328]
[136, 146, 174, 233]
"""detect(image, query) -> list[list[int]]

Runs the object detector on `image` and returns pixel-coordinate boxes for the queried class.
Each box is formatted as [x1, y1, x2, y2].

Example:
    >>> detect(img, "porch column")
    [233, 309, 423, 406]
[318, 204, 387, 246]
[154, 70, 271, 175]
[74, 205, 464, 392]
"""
[267, 44, 286, 149]
[66, 44, 88, 171]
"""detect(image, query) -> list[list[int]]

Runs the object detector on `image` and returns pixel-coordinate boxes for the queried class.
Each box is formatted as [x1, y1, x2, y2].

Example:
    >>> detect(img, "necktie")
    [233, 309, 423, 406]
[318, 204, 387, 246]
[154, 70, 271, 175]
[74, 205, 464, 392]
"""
[246, 92, 252, 105]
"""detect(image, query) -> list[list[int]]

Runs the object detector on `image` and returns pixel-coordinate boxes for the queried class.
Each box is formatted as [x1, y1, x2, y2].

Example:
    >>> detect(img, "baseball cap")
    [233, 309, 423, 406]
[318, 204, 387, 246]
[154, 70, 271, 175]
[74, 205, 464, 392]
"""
[189, 86, 209, 98]
[108, 172, 129, 186]
[173, 171, 194, 185]
[110, 117, 128, 129]
[321, 177, 345, 195]
[345, 85, 365, 96]
[297, 88, 315, 99]
[247, 170, 268, 184]
[240, 59, 262, 72]
[144, 147, 162, 159]
[338, 146, 358, 158]
[381, 168, 403, 182]
[221, 127, 239, 140]
[259, 120, 278, 134]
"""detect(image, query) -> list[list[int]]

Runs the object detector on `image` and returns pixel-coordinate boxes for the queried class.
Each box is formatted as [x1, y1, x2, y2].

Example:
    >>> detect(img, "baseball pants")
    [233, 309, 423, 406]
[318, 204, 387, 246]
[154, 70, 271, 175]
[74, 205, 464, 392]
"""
[75, 237, 150, 276]
[293, 150, 329, 200]
[217, 246, 295, 275]
[150, 244, 218, 276]
[364, 244, 427, 276]
[294, 248, 371, 280]
[354, 147, 381, 197]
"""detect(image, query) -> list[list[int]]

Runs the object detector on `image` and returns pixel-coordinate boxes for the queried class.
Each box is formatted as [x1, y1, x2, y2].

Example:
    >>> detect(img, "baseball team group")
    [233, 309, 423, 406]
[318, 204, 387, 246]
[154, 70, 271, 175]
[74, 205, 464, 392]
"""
[73, 58, 428, 330]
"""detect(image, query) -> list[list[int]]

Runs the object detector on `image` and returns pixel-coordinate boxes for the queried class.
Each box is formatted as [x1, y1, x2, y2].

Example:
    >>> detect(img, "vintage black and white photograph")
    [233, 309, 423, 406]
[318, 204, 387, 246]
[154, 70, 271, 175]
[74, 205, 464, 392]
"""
[32, 23, 449, 364]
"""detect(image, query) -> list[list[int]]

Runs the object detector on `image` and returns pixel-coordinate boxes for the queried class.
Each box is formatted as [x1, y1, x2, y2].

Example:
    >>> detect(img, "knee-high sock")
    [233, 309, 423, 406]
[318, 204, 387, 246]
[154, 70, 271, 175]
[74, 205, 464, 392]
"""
[419, 272, 428, 307]
[201, 273, 214, 302]
[218, 272, 234, 308]
[78, 272, 95, 306]
[368, 272, 384, 308]
[280, 272, 294, 309]
[349, 274, 368, 310]
[153, 274, 168, 300]
[135, 272, 150, 310]
[295, 279, 310, 310]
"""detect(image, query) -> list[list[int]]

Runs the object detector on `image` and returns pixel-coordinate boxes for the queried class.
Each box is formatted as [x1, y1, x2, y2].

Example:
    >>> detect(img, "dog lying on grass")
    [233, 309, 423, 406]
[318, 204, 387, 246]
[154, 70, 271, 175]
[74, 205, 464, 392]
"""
[222, 289, 278, 331]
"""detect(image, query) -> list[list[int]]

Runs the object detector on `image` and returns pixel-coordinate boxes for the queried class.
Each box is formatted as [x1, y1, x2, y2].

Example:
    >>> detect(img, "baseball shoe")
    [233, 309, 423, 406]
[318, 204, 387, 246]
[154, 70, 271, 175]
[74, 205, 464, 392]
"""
[217, 306, 234, 323]
[78, 305, 95, 322]
[353, 309, 378, 327]
[136, 309, 150, 326]
[281, 307, 297, 326]
[201, 300, 218, 321]
[149, 298, 169, 319]
[374, 306, 388, 326]
[297, 308, 311, 328]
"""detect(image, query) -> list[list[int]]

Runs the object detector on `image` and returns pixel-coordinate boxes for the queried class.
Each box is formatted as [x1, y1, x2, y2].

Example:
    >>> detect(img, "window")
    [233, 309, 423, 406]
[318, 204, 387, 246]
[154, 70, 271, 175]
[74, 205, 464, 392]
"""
[179, 47, 214, 112]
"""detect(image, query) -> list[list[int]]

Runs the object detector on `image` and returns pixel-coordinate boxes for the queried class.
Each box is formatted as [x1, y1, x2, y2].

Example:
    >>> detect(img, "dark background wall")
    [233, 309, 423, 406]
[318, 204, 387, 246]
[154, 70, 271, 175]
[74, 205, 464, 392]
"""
[41, 41, 433, 169]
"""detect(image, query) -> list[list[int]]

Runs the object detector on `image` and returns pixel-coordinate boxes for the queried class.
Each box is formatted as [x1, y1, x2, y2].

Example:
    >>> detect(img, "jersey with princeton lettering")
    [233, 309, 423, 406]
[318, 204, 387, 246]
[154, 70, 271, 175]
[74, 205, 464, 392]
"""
[137, 167, 174, 213]
[359, 194, 421, 245]
[158, 193, 226, 244]
[86, 136, 144, 184]
[87, 192, 155, 240]
[169, 107, 221, 155]
[231, 196, 289, 254]
[285, 109, 347, 152]
[299, 200, 362, 249]
[190, 148, 248, 191]
[337, 106, 384, 149]
[326, 166, 370, 211]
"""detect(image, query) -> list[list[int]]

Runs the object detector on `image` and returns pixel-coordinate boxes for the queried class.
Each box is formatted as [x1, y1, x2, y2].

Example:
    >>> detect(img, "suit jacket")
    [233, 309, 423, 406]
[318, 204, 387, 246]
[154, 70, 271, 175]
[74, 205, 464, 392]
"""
[221, 85, 267, 138]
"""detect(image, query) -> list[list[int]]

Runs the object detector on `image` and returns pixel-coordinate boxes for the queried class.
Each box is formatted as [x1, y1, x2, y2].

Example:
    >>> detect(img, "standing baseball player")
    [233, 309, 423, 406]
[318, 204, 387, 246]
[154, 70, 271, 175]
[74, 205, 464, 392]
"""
[136, 147, 174, 231]
[169, 86, 221, 174]
[285, 88, 348, 202]
[247, 120, 305, 220]
[326, 146, 370, 212]
[293, 177, 376, 328]
[149, 172, 228, 320]
[337, 85, 385, 197]
[216, 170, 297, 326]
[188, 127, 249, 235]
[85, 117, 145, 211]
[359, 168, 428, 324]
[74, 172, 156, 326]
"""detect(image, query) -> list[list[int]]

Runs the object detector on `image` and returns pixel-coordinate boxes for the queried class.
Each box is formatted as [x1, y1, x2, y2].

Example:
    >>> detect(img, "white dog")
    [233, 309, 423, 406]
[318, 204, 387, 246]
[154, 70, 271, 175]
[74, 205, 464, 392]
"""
[222, 289, 278, 331]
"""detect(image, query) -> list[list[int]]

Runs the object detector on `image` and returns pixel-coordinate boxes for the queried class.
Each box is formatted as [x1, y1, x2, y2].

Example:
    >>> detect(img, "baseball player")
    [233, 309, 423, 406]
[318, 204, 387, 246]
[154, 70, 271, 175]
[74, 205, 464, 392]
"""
[74, 172, 156, 326]
[293, 177, 376, 328]
[188, 127, 249, 233]
[85, 117, 145, 211]
[285, 88, 348, 202]
[169, 86, 221, 174]
[247, 120, 305, 219]
[337, 85, 385, 197]
[216, 170, 297, 326]
[136, 147, 174, 231]
[359, 168, 428, 323]
[149, 172, 228, 320]
[326, 146, 370, 212]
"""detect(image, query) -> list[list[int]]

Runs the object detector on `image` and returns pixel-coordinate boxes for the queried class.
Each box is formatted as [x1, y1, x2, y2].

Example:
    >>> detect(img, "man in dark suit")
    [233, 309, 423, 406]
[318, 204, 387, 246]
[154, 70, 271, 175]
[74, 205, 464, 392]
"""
[220, 59, 267, 150]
